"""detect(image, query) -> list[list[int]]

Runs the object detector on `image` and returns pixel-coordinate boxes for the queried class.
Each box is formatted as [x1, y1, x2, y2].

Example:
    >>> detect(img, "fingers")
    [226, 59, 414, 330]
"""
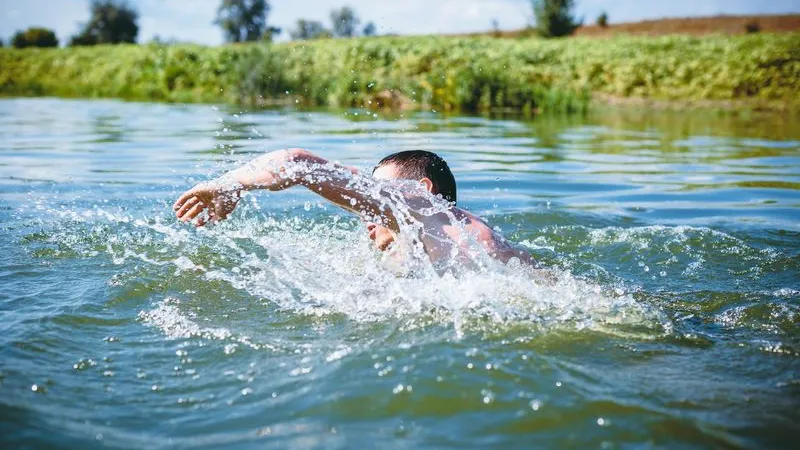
[174, 185, 237, 228]
[181, 202, 206, 222]
[173, 189, 197, 211]
[195, 215, 208, 227]
[207, 210, 223, 224]
[175, 196, 200, 219]
[377, 238, 393, 251]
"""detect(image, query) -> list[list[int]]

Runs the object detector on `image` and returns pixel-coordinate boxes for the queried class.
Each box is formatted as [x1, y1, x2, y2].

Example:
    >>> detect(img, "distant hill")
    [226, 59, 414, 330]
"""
[576, 14, 800, 37]
[483, 15, 800, 38]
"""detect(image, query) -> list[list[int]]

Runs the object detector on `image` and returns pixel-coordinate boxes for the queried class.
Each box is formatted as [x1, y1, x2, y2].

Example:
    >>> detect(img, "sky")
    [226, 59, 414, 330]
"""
[1, 0, 799, 46]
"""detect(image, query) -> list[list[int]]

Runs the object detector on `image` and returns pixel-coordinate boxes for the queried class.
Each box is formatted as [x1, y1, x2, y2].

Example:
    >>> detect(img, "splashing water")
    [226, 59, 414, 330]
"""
[2, 99, 799, 448]
[42, 194, 664, 339]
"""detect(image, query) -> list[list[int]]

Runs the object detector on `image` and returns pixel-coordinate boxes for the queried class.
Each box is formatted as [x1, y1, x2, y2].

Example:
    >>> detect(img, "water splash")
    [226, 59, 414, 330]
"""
[22, 194, 666, 339]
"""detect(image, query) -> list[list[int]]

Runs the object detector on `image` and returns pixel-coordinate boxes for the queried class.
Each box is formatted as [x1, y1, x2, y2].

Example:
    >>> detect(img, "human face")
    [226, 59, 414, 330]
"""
[368, 163, 435, 252]
[368, 164, 402, 251]
[372, 163, 401, 182]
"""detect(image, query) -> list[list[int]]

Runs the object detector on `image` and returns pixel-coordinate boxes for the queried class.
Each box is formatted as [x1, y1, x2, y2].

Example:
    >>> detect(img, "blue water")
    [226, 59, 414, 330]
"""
[1, 98, 798, 448]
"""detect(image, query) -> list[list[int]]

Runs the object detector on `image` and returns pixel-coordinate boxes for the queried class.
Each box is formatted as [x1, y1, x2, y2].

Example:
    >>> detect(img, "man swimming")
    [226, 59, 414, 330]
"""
[174, 148, 536, 269]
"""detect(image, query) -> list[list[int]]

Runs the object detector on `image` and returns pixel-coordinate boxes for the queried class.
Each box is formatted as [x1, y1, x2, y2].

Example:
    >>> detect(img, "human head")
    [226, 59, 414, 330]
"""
[372, 150, 457, 204]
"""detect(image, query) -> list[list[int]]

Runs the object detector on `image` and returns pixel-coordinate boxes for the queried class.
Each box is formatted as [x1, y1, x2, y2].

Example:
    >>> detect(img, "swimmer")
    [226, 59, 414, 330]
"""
[174, 149, 536, 268]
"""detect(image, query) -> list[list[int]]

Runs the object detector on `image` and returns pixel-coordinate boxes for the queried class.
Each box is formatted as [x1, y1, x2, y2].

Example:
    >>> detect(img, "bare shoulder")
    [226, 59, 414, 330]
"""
[458, 209, 497, 243]
[457, 208, 537, 266]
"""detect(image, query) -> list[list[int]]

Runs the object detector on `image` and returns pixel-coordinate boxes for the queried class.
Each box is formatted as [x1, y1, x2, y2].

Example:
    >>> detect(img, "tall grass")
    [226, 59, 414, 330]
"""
[1, 33, 798, 113]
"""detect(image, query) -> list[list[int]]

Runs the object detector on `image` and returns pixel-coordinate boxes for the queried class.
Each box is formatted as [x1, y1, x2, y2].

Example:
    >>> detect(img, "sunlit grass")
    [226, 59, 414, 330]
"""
[1, 33, 797, 114]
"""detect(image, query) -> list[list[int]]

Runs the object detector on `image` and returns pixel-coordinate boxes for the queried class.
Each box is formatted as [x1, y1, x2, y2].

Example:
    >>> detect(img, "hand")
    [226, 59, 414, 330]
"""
[173, 181, 241, 227]
[367, 223, 396, 251]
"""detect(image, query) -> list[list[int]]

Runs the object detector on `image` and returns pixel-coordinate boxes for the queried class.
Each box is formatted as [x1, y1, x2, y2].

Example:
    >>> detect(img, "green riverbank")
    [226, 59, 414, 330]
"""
[1, 33, 798, 114]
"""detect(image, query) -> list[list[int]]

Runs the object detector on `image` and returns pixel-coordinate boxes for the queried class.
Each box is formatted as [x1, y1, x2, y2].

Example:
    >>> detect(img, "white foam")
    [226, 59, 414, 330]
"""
[35, 189, 669, 338]
[138, 298, 268, 350]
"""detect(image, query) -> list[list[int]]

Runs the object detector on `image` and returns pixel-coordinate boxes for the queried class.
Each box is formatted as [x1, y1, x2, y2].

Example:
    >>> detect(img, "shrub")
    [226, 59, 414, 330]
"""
[597, 12, 609, 28]
[1, 34, 798, 113]
[11, 28, 59, 48]
[531, 0, 582, 38]
[70, 0, 139, 46]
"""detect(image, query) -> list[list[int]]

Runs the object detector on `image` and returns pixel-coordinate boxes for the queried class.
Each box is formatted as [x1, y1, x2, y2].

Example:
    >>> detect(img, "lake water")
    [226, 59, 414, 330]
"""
[1, 98, 798, 448]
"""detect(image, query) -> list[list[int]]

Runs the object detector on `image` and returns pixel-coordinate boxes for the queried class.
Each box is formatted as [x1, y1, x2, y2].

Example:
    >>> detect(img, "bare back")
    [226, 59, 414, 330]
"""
[413, 206, 537, 268]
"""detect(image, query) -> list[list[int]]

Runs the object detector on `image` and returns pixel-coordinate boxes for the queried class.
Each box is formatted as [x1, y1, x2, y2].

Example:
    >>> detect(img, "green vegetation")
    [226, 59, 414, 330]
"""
[1, 33, 798, 113]
[11, 28, 59, 48]
[363, 22, 377, 37]
[597, 12, 609, 28]
[330, 7, 360, 38]
[290, 4, 376, 41]
[531, 0, 582, 38]
[216, 0, 279, 43]
[70, 0, 139, 46]
[289, 20, 333, 40]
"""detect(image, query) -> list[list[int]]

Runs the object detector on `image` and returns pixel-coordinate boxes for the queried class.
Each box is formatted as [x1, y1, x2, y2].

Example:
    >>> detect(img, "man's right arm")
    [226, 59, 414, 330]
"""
[174, 148, 399, 229]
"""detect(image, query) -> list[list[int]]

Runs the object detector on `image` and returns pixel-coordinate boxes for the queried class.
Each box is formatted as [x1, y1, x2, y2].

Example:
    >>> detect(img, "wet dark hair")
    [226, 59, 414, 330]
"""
[373, 150, 457, 204]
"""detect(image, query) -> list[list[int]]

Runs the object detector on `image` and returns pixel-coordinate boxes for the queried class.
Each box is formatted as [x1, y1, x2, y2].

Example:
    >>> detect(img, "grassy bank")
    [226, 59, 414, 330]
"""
[1, 33, 798, 114]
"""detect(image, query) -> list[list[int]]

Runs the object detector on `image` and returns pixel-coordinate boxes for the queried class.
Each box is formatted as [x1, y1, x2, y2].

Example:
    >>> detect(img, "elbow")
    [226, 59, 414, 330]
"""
[286, 148, 313, 162]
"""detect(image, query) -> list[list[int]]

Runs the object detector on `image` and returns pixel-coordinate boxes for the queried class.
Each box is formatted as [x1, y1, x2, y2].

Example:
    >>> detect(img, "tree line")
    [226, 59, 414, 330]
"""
[5, 0, 379, 48]
[4, 0, 592, 49]
[7, 0, 140, 48]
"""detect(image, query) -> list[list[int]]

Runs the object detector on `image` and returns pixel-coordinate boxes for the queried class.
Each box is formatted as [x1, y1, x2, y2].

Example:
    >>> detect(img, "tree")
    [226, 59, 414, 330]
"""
[362, 22, 377, 37]
[530, 0, 582, 38]
[264, 26, 281, 42]
[330, 6, 360, 37]
[11, 27, 59, 48]
[596, 11, 608, 28]
[70, 0, 138, 46]
[0, 37, 4, 48]
[289, 19, 331, 40]
[491, 19, 501, 37]
[215, 0, 271, 42]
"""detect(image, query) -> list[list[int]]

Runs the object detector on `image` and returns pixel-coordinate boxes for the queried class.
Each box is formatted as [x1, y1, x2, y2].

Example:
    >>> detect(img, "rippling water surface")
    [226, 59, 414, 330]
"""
[1, 98, 798, 448]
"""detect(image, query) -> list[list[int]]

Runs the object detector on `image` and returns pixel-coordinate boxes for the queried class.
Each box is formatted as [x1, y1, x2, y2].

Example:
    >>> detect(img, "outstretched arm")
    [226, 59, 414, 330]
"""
[173, 148, 399, 228]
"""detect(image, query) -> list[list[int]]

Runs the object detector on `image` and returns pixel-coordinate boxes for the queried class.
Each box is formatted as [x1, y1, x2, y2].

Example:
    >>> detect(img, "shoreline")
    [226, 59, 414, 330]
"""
[2, 33, 797, 115]
[2, 92, 796, 118]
